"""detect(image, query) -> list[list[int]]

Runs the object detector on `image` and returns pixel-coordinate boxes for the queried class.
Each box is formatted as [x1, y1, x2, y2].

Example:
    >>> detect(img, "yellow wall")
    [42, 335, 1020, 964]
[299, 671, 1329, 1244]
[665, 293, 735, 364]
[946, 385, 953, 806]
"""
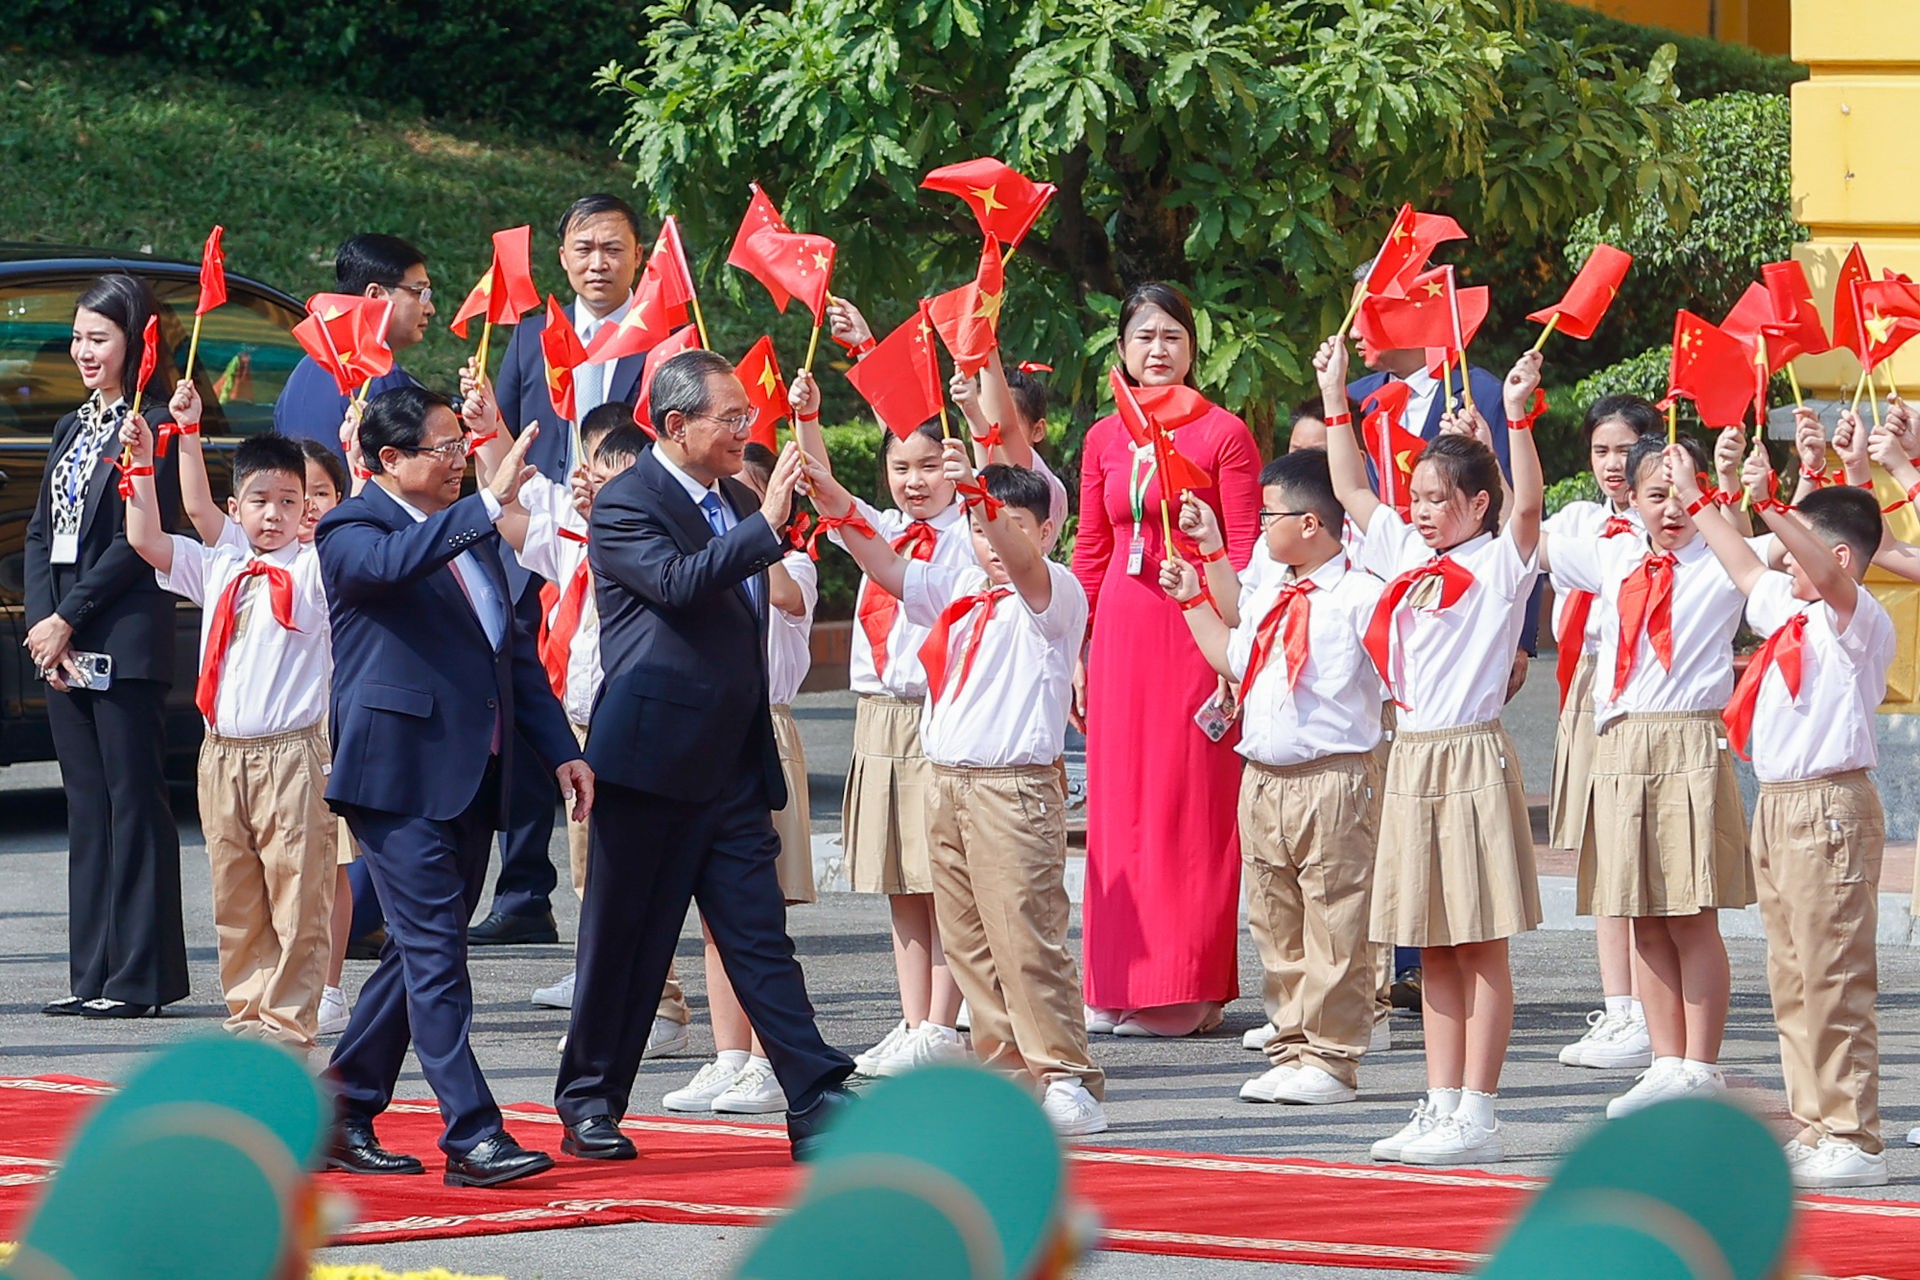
[1565, 0, 1790, 56]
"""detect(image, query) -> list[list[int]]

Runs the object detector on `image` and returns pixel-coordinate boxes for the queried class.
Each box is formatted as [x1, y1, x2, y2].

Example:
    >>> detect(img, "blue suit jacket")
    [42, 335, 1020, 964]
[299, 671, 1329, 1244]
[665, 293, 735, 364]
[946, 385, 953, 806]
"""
[274, 358, 419, 462]
[315, 482, 582, 824]
[585, 448, 785, 805]
[495, 302, 647, 482]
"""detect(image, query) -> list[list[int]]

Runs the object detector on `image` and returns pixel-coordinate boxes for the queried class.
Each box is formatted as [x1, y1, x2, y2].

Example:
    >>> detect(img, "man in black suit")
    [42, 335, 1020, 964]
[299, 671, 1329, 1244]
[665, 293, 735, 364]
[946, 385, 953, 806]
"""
[468, 193, 648, 949]
[554, 350, 853, 1162]
[317, 386, 594, 1187]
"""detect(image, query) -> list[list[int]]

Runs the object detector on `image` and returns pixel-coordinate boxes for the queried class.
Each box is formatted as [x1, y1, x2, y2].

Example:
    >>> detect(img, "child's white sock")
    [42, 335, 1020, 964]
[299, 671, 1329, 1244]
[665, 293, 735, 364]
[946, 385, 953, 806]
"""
[1604, 994, 1633, 1018]
[1458, 1088, 1497, 1129]
[1426, 1087, 1462, 1117]
[1629, 998, 1647, 1022]
[745, 1053, 773, 1071]
[1680, 1057, 1719, 1073]
[716, 1049, 751, 1072]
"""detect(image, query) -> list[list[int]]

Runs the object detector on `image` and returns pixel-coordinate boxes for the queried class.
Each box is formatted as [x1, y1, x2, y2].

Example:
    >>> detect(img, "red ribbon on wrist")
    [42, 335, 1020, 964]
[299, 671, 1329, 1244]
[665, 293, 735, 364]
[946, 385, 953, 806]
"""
[1686, 488, 1719, 517]
[1323, 411, 1352, 428]
[806, 510, 877, 559]
[955, 478, 1002, 519]
[154, 420, 199, 456]
[1800, 465, 1828, 488]
[116, 462, 154, 499]
[1198, 544, 1228, 563]
[971, 422, 1005, 451]
[786, 511, 813, 553]
[1178, 585, 1215, 613]
[466, 430, 499, 456]
[1509, 387, 1548, 432]
[352, 466, 373, 481]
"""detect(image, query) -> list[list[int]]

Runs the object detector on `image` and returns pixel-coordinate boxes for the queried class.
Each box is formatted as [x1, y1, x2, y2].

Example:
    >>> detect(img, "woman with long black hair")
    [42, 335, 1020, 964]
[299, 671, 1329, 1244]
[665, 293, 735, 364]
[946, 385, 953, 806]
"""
[24, 272, 188, 1018]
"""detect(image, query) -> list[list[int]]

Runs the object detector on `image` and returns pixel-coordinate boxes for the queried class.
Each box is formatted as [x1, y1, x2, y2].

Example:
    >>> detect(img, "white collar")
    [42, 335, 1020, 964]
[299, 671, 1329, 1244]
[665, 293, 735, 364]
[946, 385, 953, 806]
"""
[653, 446, 722, 507]
[1401, 367, 1438, 396]
[382, 484, 433, 525]
[575, 295, 632, 338]
[1289, 554, 1349, 589]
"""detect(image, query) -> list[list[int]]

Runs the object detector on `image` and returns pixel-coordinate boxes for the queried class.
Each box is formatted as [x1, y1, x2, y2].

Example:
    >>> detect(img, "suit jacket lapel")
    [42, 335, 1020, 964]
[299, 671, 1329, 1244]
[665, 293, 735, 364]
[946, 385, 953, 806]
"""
[719, 475, 766, 623]
[641, 453, 762, 625]
[608, 350, 645, 407]
[362, 483, 495, 648]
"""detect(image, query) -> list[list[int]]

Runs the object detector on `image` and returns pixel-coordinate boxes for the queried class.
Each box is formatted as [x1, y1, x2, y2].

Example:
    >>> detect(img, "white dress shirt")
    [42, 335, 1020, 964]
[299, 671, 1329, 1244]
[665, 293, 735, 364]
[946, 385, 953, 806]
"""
[1743, 572, 1895, 784]
[902, 558, 1087, 768]
[571, 296, 631, 438]
[388, 487, 508, 650]
[516, 475, 601, 726]
[157, 536, 332, 738]
[1356, 508, 1540, 733]
[767, 551, 817, 706]
[1228, 555, 1387, 767]
[833, 496, 977, 699]
[1542, 499, 1642, 654]
[1402, 367, 1441, 437]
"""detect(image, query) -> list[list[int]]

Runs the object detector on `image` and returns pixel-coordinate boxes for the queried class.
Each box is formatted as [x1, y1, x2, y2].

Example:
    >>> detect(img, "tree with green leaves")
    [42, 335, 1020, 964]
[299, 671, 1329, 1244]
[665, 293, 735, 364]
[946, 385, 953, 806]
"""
[599, 0, 1694, 442]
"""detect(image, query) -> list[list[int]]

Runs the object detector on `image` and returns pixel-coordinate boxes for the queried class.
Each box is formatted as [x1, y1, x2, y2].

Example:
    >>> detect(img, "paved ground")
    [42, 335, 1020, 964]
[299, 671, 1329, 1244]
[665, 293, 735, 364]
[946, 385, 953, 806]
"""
[5, 676, 1920, 1278]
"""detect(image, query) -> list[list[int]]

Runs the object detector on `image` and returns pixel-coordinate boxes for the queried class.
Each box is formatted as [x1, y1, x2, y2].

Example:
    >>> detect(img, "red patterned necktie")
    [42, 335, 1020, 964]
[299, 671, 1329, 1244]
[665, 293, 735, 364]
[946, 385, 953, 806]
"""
[1723, 611, 1807, 760]
[857, 520, 938, 681]
[1362, 557, 1476, 708]
[196, 560, 298, 724]
[1612, 549, 1677, 699]
[1554, 515, 1635, 709]
[919, 586, 1012, 704]
[1241, 579, 1317, 701]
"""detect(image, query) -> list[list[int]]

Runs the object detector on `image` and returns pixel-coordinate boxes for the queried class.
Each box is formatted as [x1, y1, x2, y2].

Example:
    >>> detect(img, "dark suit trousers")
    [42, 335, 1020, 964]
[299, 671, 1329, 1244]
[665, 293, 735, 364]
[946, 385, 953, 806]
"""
[46, 678, 187, 1007]
[331, 767, 504, 1156]
[556, 772, 852, 1124]
[488, 583, 560, 920]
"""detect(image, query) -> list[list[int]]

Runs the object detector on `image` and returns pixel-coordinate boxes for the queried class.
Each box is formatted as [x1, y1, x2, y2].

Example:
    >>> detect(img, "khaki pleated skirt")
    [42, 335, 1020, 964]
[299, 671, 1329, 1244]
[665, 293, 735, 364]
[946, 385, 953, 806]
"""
[841, 694, 935, 894]
[771, 704, 816, 906]
[1580, 710, 1752, 916]
[1371, 720, 1541, 947]
[1548, 653, 1600, 852]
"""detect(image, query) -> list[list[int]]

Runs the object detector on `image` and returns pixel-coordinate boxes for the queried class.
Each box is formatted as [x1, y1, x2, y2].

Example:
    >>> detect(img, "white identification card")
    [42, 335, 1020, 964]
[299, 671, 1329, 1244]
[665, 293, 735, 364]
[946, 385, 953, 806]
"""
[1125, 534, 1146, 577]
[50, 532, 79, 565]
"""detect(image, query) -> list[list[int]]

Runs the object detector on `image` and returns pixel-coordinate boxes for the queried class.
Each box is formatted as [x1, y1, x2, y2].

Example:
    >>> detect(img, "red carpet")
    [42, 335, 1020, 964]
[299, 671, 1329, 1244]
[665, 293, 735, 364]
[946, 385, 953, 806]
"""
[4, 1077, 1919, 1276]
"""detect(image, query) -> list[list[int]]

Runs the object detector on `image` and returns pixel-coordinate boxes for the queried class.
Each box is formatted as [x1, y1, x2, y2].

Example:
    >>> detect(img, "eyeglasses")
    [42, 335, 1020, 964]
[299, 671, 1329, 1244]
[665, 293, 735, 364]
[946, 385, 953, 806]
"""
[387, 282, 434, 304]
[687, 410, 758, 438]
[1258, 509, 1309, 526]
[398, 436, 470, 463]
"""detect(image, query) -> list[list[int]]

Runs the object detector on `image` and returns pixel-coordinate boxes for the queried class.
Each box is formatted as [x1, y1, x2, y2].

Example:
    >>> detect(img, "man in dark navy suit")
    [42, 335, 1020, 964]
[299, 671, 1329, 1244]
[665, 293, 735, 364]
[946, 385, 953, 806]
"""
[317, 386, 593, 1188]
[467, 194, 651, 950]
[554, 350, 853, 1163]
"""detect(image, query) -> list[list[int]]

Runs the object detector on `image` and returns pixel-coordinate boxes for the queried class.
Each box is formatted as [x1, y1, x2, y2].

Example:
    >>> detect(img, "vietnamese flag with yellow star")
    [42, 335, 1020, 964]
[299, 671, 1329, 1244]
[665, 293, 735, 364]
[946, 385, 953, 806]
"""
[726, 185, 835, 318]
[538, 295, 589, 423]
[1361, 380, 1425, 516]
[1526, 243, 1631, 341]
[294, 293, 394, 395]
[927, 235, 1005, 376]
[1667, 310, 1755, 428]
[737, 335, 788, 451]
[846, 301, 943, 440]
[587, 217, 698, 365]
[921, 157, 1056, 250]
[449, 225, 542, 339]
[1853, 277, 1920, 370]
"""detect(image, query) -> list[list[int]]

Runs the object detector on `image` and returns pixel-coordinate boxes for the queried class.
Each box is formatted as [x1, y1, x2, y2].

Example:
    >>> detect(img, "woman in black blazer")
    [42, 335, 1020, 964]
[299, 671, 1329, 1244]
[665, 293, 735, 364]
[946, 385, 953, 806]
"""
[23, 272, 187, 1018]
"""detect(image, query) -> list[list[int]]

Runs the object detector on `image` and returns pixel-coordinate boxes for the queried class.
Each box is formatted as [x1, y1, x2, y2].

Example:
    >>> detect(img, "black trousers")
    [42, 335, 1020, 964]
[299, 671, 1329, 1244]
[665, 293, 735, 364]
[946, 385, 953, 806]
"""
[555, 772, 852, 1124]
[487, 583, 559, 920]
[45, 678, 187, 1007]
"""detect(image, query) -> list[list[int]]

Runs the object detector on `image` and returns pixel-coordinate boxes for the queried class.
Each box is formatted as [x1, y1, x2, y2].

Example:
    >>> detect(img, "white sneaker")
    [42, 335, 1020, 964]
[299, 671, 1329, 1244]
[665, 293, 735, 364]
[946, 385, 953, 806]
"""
[1558, 1009, 1614, 1066]
[1371, 1100, 1445, 1162]
[1400, 1113, 1505, 1166]
[1792, 1139, 1889, 1189]
[1041, 1078, 1109, 1137]
[1368, 1014, 1391, 1054]
[1244, 1064, 1355, 1105]
[644, 1016, 691, 1060]
[531, 971, 576, 1009]
[873, 1022, 972, 1077]
[1561, 1008, 1654, 1070]
[1084, 1006, 1122, 1035]
[1908, 1125, 1920, 1148]
[956, 999, 972, 1031]
[1605, 1059, 1725, 1120]
[853, 1020, 912, 1076]
[1783, 1139, 1819, 1168]
[710, 1060, 787, 1114]
[664, 1058, 745, 1112]
[1241, 1022, 1277, 1051]
[317, 985, 350, 1036]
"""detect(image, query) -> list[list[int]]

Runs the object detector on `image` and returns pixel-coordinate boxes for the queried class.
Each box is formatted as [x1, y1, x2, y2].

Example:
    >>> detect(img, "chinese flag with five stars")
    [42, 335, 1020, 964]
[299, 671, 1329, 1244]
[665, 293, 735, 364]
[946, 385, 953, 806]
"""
[586, 217, 698, 365]
[1109, 368, 1211, 494]
[196, 225, 227, 316]
[1361, 204, 1467, 300]
[1423, 283, 1489, 378]
[1357, 267, 1458, 351]
[1827, 243, 1872, 362]
[727, 185, 835, 318]
[450, 225, 542, 338]
[1667, 310, 1756, 428]
[632, 324, 702, 434]
[846, 301, 943, 440]
[737, 335, 788, 451]
[1853, 276, 1920, 370]
[294, 293, 394, 394]
[1361, 380, 1426, 516]
[1759, 260, 1831, 365]
[1526, 243, 1631, 341]
[538, 295, 589, 423]
[921, 157, 1057, 249]
[927, 235, 1005, 376]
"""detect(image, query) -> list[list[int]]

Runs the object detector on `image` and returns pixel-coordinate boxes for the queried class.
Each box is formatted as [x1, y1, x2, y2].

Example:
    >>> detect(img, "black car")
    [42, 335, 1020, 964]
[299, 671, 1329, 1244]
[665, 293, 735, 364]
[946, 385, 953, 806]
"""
[0, 243, 309, 770]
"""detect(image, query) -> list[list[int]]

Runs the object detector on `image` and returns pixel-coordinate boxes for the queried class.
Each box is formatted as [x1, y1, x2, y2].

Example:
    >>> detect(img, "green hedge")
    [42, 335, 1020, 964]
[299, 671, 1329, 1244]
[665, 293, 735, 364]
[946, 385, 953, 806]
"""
[1535, 2, 1805, 100]
[3, 0, 640, 135]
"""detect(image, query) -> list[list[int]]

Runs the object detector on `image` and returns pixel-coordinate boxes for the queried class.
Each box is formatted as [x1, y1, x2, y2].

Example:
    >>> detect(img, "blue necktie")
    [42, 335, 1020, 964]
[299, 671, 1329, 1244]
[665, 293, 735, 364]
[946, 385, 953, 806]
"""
[701, 491, 759, 612]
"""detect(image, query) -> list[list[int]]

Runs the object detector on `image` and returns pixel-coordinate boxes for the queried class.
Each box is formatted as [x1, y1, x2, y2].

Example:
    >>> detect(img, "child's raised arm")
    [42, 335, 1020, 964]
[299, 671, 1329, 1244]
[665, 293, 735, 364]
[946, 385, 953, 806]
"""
[168, 380, 223, 544]
[1316, 335, 1380, 534]
[802, 454, 908, 600]
[1502, 350, 1544, 561]
[117, 416, 174, 576]
[974, 352, 1036, 470]
[789, 368, 828, 474]
[1177, 491, 1245, 627]
[1158, 555, 1233, 679]
[1667, 443, 1767, 597]
[945, 439, 1052, 613]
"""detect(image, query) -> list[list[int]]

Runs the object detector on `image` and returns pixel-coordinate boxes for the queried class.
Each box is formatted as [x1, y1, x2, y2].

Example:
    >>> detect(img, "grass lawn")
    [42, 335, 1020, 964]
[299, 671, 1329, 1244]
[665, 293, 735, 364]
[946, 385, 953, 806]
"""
[0, 49, 638, 390]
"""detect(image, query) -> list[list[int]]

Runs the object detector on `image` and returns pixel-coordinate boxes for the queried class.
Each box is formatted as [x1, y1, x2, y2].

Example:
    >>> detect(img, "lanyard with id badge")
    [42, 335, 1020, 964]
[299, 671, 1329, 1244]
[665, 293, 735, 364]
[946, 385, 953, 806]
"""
[1126, 444, 1155, 577]
[50, 448, 102, 565]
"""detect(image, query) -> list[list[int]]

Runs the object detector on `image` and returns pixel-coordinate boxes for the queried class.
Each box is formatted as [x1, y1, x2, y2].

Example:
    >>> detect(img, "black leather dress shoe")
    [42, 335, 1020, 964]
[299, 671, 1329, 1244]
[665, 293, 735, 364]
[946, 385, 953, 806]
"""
[467, 911, 559, 946]
[344, 926, 388, 961]
[561, 1115, 636, 1161]
[444, 1133, 555, 1187]
[327, 1121, 424, 1175]
[786, 1085, 855, 1162]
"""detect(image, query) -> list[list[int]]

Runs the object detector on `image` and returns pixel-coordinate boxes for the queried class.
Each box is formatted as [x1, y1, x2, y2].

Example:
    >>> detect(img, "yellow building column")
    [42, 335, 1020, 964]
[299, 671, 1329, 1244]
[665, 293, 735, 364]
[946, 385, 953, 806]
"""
[1790, 0, 1920, 708]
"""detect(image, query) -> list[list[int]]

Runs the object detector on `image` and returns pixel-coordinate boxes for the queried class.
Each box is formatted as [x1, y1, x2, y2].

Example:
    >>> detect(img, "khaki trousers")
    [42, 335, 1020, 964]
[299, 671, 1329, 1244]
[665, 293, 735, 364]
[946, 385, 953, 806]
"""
[197, 723, 336, 1050]
[926, 763, 1104, 1098]
[570, 721, 687, 1024]
[1240, 753, 1380, 1086]
[1753, 771, 1885, 1153]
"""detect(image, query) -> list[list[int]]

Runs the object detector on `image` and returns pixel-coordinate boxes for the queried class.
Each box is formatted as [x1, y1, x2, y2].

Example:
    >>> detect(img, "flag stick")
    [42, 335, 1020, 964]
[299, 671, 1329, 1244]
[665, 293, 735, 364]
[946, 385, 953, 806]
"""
[184, 312, 206, 385]
[1786, 363, 1803, 409]
[689, 293, 712, 351]
[939, 403, 952, 441]
[570, 415, 585, 476]
[1888, 371, 1902, 401]
[803, 315, 825, 376]
[1160, 495, 1175, 556]
[1337, 287, 1367, 339]
[1446, 268, 1474, 416]
[1744, 334, 1768, 512]
[1528, 312, 1560, 353]
[1666, 400, 1677, 446]
[1870, 368, 1885, 428]
[476, 320, 493, 378]
[1850, 364, 1871, 416]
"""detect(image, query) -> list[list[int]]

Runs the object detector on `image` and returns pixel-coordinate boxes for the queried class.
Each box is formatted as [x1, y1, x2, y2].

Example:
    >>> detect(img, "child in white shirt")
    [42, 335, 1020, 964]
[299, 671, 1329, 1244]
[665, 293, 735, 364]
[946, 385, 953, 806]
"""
[950, 353, 1069, 544]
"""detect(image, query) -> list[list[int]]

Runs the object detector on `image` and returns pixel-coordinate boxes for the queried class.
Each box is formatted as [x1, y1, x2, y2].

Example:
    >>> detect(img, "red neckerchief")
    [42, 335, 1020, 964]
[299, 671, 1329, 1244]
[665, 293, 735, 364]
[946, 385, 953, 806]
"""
[1723, 611, 1807, 760]
[196, 559, 298, 724]
[919, 584, 1013, 704]
[1612, 548, 1677, 699]
[857, 520, 938, 680]
[1362, 557, 1476, 709]
[1553, 514, 1635, 710]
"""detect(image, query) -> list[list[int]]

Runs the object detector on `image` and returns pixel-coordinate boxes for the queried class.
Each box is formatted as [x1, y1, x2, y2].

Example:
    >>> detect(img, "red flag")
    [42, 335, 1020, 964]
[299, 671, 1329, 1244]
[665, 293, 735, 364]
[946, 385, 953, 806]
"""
[726, 185, 834, 318]
[737, 335, 788, 451]
[1854, 277, 1920, 370]
[927, 236, 1006, 376]
[632, 324, 702, 434]
[846, 302, 943, 440]
[196, 225, 227, 316]
[1666, 310, 1755, 429]
[1526, 243, 1631, 341]
[1423, 285, 1490, 378]
[1828, 243, 1872, 362]
[538, 295, 589, 424]
[1760, 260, 1830, 365]
[1360, 381, 1426, 517]
[921, 157, 1057, 249]
[1363, 205, 1467, 299]
[1358, 267, 1457, 351]
[295, 294, 393, 395]
[587, 219, 698, 365]
[1134, 383, 1212, 432]
[1108, 369, 1208, 493]
[728, 184, 792, 264]
[450, 225, 542, 338]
